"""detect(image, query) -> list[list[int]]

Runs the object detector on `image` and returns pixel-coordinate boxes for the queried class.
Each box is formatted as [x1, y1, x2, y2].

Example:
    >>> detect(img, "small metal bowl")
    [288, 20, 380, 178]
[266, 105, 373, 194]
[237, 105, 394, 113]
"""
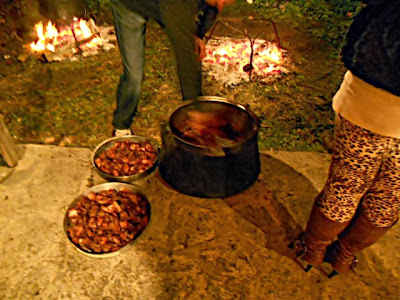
[92, 135, 159, 183]
[63, 182, 151, 258]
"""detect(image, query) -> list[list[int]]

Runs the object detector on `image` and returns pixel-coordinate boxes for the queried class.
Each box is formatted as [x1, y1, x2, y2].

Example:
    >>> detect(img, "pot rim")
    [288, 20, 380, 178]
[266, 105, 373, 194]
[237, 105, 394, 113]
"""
[167, 96, 260, 150]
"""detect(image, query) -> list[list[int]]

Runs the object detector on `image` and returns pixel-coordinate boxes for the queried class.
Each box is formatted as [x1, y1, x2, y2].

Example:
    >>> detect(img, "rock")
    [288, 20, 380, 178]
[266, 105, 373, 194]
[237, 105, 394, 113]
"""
[17, 53, 29, 62]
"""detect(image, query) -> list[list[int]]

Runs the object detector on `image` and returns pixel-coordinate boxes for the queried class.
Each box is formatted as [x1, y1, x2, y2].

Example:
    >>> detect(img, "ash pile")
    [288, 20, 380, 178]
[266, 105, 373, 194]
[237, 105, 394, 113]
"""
[203, 37, 290, 86]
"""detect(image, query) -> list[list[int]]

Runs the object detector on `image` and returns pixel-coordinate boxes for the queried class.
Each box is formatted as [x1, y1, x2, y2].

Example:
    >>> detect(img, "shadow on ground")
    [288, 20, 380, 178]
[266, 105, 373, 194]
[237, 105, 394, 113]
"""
[222, 154, 315, 258]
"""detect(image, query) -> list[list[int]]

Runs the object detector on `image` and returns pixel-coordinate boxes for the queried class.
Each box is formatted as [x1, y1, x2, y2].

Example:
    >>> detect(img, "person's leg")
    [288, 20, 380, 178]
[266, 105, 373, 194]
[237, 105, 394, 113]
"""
[292, 115, 388, 269]
[318, 116, 391, 224]
[159, 0, 203, 101]
[325, 138, 400, 276]
[112, 1, 147, 130]
[361, 138, 400, 228]
[295, 196, 350, 269]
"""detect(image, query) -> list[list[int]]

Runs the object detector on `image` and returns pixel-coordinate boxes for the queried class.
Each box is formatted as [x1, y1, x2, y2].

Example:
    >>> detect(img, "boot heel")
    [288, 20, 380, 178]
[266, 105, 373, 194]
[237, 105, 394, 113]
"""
[328, 270, 339, 278]
[304, 264, 313, 272]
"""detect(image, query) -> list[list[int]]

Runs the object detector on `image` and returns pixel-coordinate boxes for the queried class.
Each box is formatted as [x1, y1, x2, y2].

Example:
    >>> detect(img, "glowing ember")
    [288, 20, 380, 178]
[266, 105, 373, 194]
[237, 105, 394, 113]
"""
[203, 37, 289, 86]
[30, 18, 105, 57]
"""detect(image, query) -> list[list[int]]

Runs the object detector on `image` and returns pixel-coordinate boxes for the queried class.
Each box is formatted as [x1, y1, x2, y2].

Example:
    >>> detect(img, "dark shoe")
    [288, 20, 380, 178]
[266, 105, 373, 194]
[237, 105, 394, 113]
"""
[324, 211, 394, 276]
[112, 128, 133, 137]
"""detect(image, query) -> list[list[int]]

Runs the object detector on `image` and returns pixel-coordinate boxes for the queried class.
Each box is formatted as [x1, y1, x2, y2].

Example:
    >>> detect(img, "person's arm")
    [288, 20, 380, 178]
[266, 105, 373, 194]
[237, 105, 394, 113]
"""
[196, 4, 219, 39]
[194, 4, 219, 61]
[361, 0, 394, 4]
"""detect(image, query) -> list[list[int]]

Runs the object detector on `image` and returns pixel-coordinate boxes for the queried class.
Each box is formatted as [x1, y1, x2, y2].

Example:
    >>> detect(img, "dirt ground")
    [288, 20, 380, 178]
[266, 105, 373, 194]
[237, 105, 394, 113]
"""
[1, 3, 399, 299]
[1, 144, 399, 299]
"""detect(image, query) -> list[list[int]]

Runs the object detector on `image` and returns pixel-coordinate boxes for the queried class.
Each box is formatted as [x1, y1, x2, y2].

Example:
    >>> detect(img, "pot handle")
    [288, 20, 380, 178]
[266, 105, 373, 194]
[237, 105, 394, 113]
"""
[160, 120, 178, 149]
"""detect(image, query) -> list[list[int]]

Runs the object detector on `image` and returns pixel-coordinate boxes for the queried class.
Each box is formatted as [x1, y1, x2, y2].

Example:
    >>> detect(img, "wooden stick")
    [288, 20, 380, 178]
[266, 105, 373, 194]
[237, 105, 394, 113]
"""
[0, 116, 20, 167]
[270, 21, 281, 48]
[220, 19, 282, 48]
[70, 25, 83, 56]
[205, 21, 220, 45]
[43, 33, 98, 61]
[243, 29, 262, 81]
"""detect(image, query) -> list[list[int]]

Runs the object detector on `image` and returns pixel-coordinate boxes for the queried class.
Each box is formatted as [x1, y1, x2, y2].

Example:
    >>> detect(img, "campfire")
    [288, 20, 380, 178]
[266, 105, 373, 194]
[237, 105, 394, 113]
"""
[203, 37, 289, 86]
[28, 18, 115, 62]
[27, 16, 289, 84]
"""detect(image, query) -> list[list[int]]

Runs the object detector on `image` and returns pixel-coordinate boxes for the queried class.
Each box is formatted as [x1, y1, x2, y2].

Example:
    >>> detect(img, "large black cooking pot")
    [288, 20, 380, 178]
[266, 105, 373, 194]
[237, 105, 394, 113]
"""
[38, 0, 87, 24]
[159, 97, 260, 198]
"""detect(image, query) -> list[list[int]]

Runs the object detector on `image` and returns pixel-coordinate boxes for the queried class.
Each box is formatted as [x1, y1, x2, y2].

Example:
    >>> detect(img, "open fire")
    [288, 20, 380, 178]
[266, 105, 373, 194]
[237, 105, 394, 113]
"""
[27, 18, 288, 84]
[203, 37, 289, 86]
[28, 18, 115, 61]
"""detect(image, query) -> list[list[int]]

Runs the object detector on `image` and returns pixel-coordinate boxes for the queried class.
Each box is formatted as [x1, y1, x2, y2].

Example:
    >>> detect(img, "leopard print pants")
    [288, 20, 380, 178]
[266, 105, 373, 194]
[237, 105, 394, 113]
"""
[318, 115, 400, 227]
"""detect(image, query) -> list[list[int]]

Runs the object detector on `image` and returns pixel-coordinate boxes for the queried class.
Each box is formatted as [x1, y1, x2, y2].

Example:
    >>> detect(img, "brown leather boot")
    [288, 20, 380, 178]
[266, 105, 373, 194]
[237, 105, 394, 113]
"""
[290, 199, 350, 270]
[324, 211, 395, 277]
[302, 202, 350, 266]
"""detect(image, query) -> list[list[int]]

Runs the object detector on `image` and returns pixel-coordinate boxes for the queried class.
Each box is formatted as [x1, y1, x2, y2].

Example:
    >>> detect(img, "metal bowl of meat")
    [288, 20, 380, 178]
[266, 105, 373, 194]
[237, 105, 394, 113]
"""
[64, 182, 151, 257]
[92, 135, 159, 183]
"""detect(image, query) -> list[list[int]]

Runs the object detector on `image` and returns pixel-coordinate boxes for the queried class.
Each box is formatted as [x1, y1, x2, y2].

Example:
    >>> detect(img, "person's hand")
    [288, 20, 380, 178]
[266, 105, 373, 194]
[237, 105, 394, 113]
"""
[194, 36, 206, 61]
[205, 0, 236, 12]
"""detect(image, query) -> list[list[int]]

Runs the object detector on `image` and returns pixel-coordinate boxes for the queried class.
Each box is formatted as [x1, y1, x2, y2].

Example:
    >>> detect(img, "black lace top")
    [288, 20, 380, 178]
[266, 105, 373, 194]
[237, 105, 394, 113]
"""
[342, 0, 400, 96]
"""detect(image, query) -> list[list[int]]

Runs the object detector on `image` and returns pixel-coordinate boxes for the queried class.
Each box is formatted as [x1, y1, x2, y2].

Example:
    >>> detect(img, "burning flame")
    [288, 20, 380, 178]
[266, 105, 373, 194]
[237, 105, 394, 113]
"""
[30, 21, 58, 52]
[203, 38, 286, 80]
[30, 17, 102, 53]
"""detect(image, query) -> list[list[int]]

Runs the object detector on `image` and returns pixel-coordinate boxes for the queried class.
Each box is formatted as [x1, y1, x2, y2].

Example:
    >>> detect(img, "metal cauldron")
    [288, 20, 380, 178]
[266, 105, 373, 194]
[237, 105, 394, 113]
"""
[159, 96, 260, 198]
[38, 0, 87, 24]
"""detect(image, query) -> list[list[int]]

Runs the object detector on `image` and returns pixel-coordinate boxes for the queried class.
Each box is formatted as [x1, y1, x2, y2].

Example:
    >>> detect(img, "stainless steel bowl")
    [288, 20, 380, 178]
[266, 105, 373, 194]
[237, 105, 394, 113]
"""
[92, 135, 159, 183]
[63, 182, 151, 258]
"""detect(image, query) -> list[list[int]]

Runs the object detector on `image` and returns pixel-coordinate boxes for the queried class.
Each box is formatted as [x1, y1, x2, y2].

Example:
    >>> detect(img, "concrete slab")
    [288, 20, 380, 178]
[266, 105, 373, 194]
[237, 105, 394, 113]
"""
[0, 144, 399, 299]
[0, 165, 13, 183]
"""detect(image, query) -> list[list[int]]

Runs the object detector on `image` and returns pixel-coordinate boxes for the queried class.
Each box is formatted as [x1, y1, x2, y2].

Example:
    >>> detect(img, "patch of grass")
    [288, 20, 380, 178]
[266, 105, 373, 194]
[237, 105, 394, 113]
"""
[0, 1, 347, 152]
